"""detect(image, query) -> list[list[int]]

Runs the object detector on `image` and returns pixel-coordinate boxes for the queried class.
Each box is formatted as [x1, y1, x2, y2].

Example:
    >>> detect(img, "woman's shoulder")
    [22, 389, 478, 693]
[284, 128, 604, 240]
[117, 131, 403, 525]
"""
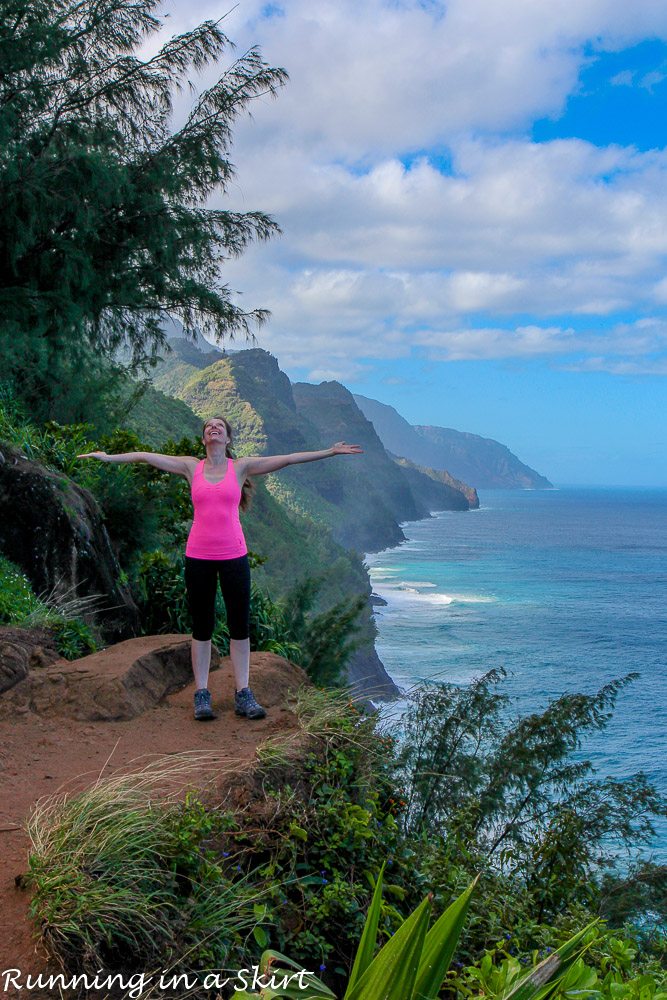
[181, 456, 202, 484]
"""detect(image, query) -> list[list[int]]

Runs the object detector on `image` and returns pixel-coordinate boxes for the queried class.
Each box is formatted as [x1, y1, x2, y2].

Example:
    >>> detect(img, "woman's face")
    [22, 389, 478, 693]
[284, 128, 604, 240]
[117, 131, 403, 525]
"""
[202, 419, 230, 448]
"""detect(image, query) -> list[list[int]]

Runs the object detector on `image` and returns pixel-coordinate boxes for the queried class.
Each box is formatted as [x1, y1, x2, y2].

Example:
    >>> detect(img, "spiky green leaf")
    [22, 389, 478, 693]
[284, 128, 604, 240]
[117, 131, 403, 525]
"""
[344, 894, 432, 1000]
[413, 877, 478, 1000]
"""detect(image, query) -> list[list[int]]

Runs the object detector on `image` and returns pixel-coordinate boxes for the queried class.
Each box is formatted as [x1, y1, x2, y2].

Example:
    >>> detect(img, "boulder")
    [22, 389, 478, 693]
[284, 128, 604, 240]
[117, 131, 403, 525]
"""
[0, 637, 310, 722]
[0, 634, 211, 721]
[0, 443, 139, 640]
[0, 627, 61, 694]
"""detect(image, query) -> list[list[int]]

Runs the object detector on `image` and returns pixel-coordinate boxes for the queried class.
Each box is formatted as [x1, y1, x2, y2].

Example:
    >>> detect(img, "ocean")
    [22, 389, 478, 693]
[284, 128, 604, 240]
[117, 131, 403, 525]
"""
[366, 487, 667, 860]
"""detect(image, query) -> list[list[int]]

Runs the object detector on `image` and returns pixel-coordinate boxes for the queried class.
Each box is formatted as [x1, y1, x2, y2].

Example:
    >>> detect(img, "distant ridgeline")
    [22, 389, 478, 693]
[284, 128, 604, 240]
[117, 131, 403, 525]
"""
[128, 334, 548, 694]
[353, 394, 552, 490]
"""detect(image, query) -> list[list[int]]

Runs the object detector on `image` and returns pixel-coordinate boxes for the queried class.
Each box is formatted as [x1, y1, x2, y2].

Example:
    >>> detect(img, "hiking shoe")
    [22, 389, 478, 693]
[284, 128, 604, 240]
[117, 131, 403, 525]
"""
[234, 687, 267, 719]
[194, 688, 217, 721]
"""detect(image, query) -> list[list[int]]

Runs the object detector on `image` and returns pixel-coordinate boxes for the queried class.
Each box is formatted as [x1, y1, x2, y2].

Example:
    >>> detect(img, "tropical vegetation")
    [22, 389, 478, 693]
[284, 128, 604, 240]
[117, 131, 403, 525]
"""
[24, 688, 666, 996]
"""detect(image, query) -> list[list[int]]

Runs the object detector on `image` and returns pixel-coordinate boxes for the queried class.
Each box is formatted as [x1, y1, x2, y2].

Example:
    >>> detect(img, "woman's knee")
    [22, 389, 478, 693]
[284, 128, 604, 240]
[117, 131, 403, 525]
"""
[191, 624, 215, 641]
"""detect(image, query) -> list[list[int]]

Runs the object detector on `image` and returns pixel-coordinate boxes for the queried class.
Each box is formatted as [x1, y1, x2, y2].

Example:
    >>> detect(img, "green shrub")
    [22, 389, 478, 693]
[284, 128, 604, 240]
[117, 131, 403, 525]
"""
[0, 556, 43, 624]
[134, 550, 364, 673]
[134, 549, 192, 635]
[237, 875, 604, 1000]
[49, 619, 97, 659]
[27, 757, 259, 973]
[450, 923, 666, 1000]
[396, 669, 667, 929]
[25, 686, 667, 990]
[279, 577, 366, 686]
[0, 556, 98, 658]
[214, 690, 423, 983]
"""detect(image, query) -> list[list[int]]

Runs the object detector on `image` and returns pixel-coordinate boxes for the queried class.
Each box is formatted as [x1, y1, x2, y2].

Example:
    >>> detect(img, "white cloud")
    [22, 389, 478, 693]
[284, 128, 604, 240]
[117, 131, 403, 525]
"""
[413, 324, 577, 361]
[560, 357, 667, 374]
[611, 70, 635, 85]
[307, 362, 370, 381]
[219, 138, 667, 284]
[159, 0, 667, 377]
[161, 0, 667, 157]
[411, 317, 667, 365]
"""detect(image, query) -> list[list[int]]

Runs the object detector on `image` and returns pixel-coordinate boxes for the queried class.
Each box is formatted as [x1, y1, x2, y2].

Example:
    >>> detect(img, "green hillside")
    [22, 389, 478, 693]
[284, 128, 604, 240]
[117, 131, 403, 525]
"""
[127, 344, 394, 693]
[138, 339, 477, 697]
[124, 383, 203, 448]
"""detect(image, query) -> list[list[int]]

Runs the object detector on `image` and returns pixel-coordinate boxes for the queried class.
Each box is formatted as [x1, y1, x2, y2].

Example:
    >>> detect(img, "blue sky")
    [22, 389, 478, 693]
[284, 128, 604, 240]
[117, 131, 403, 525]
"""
[160, 1, 667, 486]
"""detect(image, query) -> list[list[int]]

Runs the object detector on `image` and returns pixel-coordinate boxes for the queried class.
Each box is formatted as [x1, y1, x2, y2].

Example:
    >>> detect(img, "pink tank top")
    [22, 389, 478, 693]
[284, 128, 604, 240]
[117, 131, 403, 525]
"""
[185, 459, 248, 560]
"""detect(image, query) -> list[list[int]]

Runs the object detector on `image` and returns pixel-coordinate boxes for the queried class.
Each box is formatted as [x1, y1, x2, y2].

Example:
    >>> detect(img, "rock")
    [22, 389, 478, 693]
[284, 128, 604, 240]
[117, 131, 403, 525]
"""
[0, 627, 61, 694]
[0, 634, 207, 721]
[0, 442, 139, 640]
[0, 637, 309, 722]
[228, 650, 310, 710]
[346, 644, 399, 701]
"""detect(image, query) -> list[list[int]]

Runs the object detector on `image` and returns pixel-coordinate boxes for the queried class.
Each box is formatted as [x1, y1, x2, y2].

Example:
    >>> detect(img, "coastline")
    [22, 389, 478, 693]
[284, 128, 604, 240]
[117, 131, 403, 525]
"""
[362, 506, 463, 700]
[363, 488, 667, 859]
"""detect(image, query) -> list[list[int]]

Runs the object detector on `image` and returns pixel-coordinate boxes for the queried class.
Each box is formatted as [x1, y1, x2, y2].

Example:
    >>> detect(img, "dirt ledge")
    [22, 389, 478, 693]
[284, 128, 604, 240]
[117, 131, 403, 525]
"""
[0, 638, 308, 985]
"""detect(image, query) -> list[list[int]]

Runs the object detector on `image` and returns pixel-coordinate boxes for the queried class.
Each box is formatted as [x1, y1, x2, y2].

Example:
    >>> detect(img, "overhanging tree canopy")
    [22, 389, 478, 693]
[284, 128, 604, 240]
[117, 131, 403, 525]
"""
[0, 0, 287, 421]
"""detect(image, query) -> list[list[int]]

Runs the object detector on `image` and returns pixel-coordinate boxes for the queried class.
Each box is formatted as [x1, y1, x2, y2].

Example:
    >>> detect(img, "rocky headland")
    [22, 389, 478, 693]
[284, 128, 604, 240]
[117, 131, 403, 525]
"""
[354, 393, 552, 489]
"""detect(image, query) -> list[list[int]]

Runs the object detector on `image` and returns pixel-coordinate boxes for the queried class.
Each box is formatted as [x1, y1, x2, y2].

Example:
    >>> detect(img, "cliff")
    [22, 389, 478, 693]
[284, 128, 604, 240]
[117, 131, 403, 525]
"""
[354, 394, 552, 489]
[389, 454, 480, 510]
[0, 444, 139, 641]
[150, 343, 475, 553]
[290, 379, 426, 548]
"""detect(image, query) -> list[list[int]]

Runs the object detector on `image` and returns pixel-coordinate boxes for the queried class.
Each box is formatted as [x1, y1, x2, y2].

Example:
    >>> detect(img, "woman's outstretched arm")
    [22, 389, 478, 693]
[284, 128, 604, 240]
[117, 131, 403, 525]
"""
[77, 451, 196, 477]
[239, 442, 362, 477]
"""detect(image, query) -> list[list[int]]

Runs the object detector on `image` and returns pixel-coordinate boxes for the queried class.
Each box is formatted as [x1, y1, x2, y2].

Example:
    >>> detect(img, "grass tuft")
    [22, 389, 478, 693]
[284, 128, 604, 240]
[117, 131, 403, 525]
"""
[26, 751, 264, 972]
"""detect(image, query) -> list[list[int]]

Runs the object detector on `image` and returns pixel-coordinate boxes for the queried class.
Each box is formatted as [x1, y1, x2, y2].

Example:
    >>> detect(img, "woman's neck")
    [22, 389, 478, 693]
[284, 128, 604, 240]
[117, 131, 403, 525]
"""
[205, 445, 227, 467]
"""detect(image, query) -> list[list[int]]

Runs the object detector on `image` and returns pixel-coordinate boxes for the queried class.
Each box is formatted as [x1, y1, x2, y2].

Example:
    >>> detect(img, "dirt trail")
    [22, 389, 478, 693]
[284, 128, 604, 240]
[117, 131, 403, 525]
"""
[0, 636, 306, 977]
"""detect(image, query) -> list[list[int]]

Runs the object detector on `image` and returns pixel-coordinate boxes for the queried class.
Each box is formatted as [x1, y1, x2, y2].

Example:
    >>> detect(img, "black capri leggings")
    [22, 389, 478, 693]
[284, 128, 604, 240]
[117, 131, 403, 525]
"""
[184, 554, 251, 641]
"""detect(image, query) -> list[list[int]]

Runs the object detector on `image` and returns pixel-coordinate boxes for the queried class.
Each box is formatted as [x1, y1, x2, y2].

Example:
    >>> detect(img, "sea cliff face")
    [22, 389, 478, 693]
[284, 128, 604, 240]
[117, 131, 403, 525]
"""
[389, 454, 480, 510]
[354, 394, 552, 489]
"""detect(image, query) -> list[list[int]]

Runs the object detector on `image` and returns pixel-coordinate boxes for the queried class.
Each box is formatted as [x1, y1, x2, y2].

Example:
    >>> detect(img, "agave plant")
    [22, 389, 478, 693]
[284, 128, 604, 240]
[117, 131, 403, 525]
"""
[235, 865, 596, 1000]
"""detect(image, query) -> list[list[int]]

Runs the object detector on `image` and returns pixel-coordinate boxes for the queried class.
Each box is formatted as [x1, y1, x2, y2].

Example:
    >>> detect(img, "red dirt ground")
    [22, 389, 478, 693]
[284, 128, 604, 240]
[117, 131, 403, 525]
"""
[0, 637, 307, 982]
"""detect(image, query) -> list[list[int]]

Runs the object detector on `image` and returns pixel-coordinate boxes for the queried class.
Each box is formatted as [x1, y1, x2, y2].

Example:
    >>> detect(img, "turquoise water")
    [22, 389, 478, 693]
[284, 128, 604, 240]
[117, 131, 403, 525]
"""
[366, 487, 667, 860]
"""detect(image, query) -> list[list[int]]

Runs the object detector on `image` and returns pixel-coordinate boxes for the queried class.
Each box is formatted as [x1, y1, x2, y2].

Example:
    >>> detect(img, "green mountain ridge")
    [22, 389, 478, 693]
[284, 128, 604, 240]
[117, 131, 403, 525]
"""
[153, 335, 550, 492]
[147, 342, 475, 553]
[131, 339, 478, 697]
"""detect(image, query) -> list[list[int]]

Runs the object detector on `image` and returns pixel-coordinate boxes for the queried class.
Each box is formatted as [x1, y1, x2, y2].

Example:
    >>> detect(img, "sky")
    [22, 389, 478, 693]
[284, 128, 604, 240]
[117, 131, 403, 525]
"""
[156, 0, 667, 486]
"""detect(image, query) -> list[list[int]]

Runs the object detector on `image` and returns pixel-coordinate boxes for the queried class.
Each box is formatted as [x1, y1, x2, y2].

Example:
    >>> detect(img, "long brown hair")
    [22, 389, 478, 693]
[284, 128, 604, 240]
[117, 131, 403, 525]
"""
[202, 416, 254, 511]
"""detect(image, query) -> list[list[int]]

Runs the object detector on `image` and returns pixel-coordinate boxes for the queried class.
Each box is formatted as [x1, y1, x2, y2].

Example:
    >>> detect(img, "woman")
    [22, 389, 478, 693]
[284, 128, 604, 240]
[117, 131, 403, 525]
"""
[78, 417, 362, 721]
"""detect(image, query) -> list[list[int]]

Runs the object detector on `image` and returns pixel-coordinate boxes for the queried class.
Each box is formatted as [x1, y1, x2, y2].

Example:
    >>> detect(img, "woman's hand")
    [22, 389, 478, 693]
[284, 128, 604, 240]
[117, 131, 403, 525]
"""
[331, 442, 363, 455]
[77, 451, 110, 461]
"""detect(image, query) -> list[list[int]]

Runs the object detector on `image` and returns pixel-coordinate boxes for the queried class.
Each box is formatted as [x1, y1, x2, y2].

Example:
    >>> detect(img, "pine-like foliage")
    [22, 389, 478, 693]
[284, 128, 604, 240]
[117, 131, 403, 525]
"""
[397, 669, 667, 922]
[0, 0, 287, 421]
